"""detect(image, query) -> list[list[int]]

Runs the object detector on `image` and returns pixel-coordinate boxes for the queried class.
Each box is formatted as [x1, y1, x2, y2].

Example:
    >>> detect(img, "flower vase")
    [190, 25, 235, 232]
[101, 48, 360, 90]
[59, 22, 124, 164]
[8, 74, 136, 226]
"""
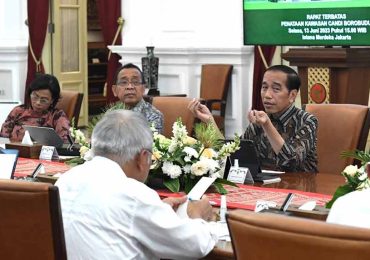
[141, 46, 160, 96]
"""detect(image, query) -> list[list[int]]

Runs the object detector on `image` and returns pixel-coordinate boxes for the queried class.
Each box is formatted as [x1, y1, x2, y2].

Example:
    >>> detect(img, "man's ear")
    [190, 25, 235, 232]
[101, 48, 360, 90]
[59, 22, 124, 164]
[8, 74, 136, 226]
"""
[289, 89, 298, 103]
[112, 85, 118, 97]
[136, 150, 148, 172]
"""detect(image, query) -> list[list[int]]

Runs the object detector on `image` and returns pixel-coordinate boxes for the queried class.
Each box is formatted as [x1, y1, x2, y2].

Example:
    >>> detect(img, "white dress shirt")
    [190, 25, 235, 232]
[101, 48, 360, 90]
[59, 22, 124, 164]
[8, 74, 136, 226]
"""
[327, 189, 370, 229]
[56, 156, 218, 260]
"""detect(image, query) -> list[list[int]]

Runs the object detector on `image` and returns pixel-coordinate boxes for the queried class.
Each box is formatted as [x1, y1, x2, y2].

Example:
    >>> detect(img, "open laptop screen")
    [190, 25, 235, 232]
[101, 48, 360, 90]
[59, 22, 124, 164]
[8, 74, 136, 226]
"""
[0, 149, 19, 179]
[23, 126, 64, 148]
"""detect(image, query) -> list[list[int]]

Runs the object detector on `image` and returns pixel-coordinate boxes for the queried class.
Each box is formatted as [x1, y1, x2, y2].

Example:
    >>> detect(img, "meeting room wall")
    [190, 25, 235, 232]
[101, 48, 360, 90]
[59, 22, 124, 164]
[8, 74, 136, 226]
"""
[0, 0, 28, 123]
[112, 0, 254, 138]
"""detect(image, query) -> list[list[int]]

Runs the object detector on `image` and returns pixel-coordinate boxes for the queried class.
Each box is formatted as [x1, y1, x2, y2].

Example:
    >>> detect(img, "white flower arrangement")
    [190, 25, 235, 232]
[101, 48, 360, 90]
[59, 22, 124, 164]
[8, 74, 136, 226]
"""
[67, 126, 92, 165]
[326, 150, 370, 208]
[149, 119, 240, 194]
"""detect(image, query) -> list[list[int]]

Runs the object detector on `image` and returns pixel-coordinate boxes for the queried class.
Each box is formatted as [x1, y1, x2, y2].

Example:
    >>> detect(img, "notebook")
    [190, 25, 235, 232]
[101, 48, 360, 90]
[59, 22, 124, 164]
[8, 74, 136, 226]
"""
[23, 126, 64, 148]
[0, 148, 19, 179]
[224, 139, 280, 183]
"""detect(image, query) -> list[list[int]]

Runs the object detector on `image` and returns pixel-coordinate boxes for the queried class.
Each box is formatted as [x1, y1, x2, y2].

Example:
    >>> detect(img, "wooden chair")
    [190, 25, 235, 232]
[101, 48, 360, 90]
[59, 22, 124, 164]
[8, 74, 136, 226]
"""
[0, 179, 67, 260]
[56, 90, 84, 126]
[199, 64, 233, 132]
[303, 103, 370, 174]
[152, 96, 195, 138]
[227, 210, 370, 260]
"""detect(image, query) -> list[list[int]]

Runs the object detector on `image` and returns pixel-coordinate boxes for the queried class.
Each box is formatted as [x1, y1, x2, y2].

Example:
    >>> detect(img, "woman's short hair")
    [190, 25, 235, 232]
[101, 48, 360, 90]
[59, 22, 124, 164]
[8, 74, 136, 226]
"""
[27, 73, 61, 108]
[91, 110, 153, 166]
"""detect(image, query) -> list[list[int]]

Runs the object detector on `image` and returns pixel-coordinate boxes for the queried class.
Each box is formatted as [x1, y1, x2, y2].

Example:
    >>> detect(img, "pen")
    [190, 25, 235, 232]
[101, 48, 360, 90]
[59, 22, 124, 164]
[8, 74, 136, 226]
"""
[31, 163, 43, 178]
[280, 193, 294, 212]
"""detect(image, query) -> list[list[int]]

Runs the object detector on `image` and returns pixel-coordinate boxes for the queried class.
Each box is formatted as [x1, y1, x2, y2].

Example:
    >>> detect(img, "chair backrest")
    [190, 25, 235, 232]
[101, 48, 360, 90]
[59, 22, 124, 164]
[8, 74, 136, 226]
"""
[200, 64, 233, 110]
[56, 90, 84, 126]
[152, 96, 195, 138]
[0, 180, 67, 260]
[303, 103, 370, 174]
[227, 210, 370, 260]
[199, 64, 233, 130]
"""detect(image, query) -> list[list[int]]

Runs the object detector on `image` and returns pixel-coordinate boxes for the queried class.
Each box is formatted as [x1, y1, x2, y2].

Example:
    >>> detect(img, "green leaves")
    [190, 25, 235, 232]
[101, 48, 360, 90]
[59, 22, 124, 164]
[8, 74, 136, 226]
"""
[326, 184, 353, 209]
[163, 178, 180, 193]
[64, 157, 85, 166]
[87, 102, 126, 136]
[194, 121, 223, 149]
[184, 177, 198, 194]
[160, 175, 236, 195]
[326, 149, 370, 208]
[341, 149, 370, 166]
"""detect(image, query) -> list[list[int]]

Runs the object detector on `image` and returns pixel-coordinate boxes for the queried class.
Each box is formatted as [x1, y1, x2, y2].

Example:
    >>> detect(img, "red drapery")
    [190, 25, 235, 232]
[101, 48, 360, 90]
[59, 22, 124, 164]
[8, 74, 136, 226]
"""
[252, 46, 276, 110]
[25, 0, 49, 104]
[96, 0, 122, 104]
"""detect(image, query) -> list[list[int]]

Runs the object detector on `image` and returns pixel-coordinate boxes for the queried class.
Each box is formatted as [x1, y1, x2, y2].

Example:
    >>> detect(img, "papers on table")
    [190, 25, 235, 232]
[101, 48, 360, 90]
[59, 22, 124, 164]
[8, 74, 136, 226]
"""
[0, 153, 17, 179]
[187, 177, 216, 200]
[176, 177, 217, 218]
[209, 221, 230, 241]
[0, 137, 10, 149]
[262, 177, 282, 185]
[261, 169, 285, 175]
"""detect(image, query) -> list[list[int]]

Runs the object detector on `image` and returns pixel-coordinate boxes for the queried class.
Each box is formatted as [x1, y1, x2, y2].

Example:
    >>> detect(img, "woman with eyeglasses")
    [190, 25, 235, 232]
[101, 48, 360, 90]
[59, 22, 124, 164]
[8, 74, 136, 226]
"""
[0, 73, 70, 142]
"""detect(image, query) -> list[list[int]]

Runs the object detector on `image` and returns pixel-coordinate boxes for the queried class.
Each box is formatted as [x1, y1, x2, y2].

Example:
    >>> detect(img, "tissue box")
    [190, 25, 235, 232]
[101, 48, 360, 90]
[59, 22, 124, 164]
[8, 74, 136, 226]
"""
[5, 143, 42, 158]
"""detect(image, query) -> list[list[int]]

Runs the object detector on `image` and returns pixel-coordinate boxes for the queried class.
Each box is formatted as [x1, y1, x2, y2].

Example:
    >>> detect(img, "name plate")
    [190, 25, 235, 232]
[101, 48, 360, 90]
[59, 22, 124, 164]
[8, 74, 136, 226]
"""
[227, 166, 254, 184]
[39, 146, 59, 160]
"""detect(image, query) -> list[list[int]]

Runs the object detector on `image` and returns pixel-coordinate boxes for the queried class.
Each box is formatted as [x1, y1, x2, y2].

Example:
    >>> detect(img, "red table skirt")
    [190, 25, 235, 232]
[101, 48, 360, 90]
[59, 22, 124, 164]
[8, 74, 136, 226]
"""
[157, 184, 332, 211]
[14, 158, 71, 177]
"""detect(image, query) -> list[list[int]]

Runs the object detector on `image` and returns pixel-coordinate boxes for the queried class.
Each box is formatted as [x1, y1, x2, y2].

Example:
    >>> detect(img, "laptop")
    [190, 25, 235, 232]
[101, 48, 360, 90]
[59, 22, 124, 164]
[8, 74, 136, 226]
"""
[23, 126, 80, 156]
[0, 148, 19, 179]
[23, 125, 64, 148]
[224, 139, 279, 183]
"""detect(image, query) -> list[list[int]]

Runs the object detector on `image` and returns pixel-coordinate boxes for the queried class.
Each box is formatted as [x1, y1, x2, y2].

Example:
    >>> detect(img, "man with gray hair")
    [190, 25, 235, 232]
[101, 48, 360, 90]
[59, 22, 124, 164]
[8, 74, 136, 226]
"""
[55, 110, 217, 259]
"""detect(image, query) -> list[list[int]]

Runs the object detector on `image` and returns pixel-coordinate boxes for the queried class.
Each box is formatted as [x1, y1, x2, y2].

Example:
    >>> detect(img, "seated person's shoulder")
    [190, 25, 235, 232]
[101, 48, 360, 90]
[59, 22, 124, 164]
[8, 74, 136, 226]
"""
[9, 105, 27, 114]
[123, 177, 163, 204]
[142, 100, 163, 118]
[50, 107, 69, 121]
[151, 104, 163, 117]
[299, 108, 318, 124]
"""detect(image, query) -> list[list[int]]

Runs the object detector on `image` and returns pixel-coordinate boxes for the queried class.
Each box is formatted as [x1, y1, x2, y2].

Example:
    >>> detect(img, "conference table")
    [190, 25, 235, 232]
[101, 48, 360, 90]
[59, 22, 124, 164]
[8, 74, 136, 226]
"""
[203, 172, 345, 260]
[14, 159, 344, 260]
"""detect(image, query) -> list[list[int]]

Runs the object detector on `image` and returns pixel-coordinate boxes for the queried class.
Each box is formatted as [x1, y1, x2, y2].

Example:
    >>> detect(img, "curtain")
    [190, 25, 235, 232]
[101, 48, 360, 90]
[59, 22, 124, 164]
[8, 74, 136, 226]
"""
[25, 0, 49, 104]
[252, 46, 276, 110]
[96, 0, 122, 103]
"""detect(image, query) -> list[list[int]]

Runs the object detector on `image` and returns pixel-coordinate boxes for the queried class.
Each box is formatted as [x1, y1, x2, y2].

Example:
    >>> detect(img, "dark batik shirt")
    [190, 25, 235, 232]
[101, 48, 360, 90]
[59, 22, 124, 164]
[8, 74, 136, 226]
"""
[243, 105, 318, 173]
[131, 99, 164, 134]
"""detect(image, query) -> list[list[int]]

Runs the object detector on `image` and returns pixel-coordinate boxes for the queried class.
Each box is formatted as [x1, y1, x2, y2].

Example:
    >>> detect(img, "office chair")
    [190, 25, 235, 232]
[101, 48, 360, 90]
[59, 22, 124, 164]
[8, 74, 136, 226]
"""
[303, 103, 370, 174]
[152, 96, 195, 138]
[227, 210, 370, 260]
[0, 179, 67, 260]
[56, 90, 84, 126]
[199, 64, 233, 132]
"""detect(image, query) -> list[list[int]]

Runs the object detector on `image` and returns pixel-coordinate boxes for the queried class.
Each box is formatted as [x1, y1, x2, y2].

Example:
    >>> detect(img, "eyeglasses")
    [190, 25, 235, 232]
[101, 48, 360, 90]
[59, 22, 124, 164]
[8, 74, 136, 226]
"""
[30, 93, 51, 105]
[116, 80, 143, 88]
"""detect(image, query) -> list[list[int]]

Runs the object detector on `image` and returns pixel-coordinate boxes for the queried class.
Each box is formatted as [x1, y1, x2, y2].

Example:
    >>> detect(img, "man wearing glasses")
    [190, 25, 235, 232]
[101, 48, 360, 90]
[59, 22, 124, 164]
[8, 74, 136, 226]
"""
[112, 63, 163, 133]
[56, 110, 216, 259]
